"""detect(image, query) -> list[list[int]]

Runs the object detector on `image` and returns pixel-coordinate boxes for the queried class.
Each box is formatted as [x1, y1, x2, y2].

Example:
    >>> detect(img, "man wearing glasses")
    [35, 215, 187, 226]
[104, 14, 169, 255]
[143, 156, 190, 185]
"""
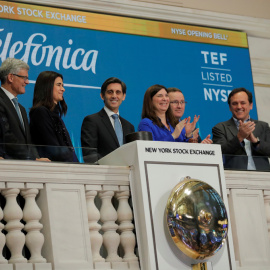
[168, 87, 212, 144]
[0, 58, 48, 160]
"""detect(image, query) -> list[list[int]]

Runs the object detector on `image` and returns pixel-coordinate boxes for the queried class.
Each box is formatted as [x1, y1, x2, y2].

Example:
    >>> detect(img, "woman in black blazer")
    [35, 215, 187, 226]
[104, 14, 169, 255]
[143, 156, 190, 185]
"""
[29, 71, 78, 162]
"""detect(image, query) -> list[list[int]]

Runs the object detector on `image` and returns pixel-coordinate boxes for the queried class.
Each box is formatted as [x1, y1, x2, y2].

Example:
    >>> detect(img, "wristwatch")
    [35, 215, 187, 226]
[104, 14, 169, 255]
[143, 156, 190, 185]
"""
[252, 137, 260, 146]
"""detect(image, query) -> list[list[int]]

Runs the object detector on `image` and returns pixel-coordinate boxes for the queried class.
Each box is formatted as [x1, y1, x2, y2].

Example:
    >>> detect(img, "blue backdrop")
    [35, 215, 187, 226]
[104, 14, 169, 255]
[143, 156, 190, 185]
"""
[0, 18, 256, 156]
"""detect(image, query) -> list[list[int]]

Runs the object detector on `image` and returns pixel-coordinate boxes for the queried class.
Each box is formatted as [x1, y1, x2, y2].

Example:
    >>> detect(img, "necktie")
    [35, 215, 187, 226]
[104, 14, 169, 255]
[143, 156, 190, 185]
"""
[12, 97, 25, 130]
[112, 114, 123, 146]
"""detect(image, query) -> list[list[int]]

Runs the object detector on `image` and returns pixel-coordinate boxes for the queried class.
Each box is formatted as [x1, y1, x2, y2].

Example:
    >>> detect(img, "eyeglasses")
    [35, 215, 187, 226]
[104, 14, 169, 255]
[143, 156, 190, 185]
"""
[12, 74, 29, 82]
[170, 101, 187, 105]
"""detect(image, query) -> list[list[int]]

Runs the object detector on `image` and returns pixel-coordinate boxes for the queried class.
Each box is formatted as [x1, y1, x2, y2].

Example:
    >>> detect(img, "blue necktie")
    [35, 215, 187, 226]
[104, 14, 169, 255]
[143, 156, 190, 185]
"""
[112, 114, 123, 146]
[12, 97, 25, 130]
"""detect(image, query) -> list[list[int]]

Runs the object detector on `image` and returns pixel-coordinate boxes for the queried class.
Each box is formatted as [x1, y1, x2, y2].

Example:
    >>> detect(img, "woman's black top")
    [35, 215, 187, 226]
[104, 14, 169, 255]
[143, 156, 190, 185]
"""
[29, 105, 78, 162]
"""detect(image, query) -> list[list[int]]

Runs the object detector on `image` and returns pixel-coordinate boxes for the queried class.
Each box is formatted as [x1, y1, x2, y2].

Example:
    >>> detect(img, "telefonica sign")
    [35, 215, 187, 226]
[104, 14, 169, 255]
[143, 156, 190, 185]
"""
[0, 29, 98, 72]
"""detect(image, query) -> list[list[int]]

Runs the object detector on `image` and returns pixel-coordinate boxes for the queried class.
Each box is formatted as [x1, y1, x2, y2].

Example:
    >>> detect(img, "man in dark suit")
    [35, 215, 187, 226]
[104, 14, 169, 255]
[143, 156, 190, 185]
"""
[0, 58, 48, 160]
[81, 77, 135, 162]
[212, 87, 270, 171]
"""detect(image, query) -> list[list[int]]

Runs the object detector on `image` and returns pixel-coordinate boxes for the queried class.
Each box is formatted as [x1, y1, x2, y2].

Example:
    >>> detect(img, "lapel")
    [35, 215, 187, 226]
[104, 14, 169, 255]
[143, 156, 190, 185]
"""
[120, 115, 130, 142]
[120, 116, 126, 135]
[0, 88, 26, 136]
[251, 119, 260, 137]
[226, 118, 238, 137]
[99, 108, 119, 146]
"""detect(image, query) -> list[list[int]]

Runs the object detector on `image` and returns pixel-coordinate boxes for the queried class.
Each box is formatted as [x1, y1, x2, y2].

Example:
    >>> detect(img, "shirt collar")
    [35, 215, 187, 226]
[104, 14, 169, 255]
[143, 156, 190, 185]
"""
[104, 106, 119, 118]
[1, 87, 16, 100]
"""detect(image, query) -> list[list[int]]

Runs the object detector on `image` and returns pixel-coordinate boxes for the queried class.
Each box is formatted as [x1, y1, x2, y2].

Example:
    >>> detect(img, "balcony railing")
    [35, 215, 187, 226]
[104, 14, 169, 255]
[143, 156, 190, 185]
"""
[0, 159, 139, 270]
[0, 145, 270, 269]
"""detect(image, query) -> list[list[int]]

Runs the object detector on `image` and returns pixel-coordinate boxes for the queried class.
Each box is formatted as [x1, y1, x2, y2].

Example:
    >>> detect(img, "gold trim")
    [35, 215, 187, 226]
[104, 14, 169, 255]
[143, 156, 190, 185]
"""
[192, 263, 208, 270]
[254, 83, 270, 87]
[0, 0, 248, 47]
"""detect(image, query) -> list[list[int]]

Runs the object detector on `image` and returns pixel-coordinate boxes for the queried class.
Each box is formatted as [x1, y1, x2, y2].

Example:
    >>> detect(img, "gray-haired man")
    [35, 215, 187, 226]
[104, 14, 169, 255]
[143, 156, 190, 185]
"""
[0, 58, 48, 160]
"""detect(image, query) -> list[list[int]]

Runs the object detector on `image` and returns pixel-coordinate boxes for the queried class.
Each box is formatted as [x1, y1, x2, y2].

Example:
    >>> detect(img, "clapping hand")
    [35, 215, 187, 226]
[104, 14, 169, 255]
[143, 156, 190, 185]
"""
[185, 115, 200, 138]
[188, 128, 199, 143]
[237, 120, 255, 142]
[172, 118, 187, 139]
[201, 134, 213, 144]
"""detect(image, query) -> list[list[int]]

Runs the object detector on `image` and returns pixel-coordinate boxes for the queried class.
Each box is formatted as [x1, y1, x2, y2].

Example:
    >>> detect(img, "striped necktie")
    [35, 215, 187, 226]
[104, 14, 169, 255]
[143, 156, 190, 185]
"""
[112, 114, 123, 146]
[12, 97, 25, 130]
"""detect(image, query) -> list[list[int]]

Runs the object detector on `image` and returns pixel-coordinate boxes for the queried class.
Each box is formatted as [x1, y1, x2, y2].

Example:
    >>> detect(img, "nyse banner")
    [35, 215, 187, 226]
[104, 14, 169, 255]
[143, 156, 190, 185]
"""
[0, 1, 256, 155]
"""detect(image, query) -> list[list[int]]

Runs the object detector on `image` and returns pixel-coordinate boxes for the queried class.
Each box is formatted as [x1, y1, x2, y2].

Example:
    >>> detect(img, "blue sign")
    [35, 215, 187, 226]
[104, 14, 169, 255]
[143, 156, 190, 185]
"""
[0, 18, 256, 154]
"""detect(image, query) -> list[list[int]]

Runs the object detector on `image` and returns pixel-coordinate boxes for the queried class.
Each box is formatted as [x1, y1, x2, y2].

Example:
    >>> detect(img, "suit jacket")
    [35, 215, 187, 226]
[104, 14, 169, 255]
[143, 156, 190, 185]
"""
[0, 88, 38, 159]
[212, 118, 270, 170]
[81, 108, 135, 162]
